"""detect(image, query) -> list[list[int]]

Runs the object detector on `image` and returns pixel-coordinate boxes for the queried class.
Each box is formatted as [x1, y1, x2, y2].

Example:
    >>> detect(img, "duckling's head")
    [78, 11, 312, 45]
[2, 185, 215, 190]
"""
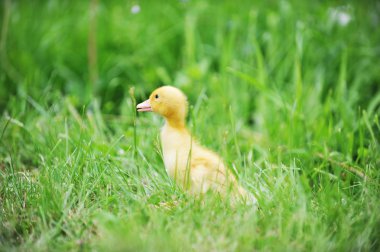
[137, 86, 188, 127]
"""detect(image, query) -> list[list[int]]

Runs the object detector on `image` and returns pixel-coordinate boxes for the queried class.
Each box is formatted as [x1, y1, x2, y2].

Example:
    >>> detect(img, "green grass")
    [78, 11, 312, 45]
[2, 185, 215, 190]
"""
[1, 0, 380, 251]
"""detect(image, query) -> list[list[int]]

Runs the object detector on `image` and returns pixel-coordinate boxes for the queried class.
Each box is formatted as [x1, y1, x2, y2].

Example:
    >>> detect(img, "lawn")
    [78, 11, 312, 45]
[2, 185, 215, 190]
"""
[1, 0, 379, 251]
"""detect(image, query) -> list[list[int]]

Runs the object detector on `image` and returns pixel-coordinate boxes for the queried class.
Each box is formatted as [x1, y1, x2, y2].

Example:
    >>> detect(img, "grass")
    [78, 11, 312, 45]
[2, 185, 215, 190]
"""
[1, 0, 380, 251]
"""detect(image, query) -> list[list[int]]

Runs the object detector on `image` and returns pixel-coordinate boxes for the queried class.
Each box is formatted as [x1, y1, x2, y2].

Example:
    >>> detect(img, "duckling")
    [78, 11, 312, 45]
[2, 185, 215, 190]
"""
[137, 86, 256, 204]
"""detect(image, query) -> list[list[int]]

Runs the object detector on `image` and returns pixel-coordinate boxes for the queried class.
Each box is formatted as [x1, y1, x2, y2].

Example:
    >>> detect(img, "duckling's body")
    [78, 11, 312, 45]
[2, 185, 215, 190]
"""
[161, 123, 226, 194]
[137, 86, 254, 203]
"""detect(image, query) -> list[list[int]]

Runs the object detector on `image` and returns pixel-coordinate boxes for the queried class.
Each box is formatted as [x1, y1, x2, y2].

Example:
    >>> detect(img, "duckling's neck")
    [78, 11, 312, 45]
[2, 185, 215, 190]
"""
[165, 116, 186, 130]
[163, 108, 188, 130]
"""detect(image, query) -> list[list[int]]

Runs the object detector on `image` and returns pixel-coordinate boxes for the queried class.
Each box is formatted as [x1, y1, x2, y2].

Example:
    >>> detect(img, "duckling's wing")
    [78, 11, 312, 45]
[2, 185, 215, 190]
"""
[190, 152, 232, 193]
[190, 147, 258, 205]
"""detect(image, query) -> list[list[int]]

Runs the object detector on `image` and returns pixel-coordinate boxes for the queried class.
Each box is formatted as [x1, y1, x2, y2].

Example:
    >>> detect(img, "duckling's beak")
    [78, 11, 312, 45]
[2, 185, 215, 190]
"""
[136, 99, 152, 112]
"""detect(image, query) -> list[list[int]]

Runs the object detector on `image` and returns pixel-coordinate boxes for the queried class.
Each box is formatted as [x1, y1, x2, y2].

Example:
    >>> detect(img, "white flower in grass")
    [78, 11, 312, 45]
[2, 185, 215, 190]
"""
[131, 4, 140, 14]
[329, 7, 352, 26]
[337, 11, 351, 26]
[118, 148, 125, 155]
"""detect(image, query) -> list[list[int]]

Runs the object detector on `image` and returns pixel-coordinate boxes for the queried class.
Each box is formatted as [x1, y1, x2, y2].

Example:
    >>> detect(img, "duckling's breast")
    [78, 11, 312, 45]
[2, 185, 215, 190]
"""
[160, 125, 192, 179]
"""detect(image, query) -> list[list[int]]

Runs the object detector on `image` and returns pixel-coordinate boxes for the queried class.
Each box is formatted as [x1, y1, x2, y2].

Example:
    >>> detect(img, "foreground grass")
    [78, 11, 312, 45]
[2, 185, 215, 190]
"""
[1, 0, 380, 251]
[1, 94, 378, 251]
[1, 92, 379, 251]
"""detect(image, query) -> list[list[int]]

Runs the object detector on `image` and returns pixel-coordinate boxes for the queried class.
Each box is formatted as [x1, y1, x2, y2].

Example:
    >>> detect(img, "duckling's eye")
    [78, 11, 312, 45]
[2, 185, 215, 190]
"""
[155, 94, 159, 99]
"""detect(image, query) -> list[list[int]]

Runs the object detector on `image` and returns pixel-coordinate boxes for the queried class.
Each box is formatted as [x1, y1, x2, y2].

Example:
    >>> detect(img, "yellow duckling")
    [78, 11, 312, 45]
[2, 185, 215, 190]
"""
[137, 86, 256, 204]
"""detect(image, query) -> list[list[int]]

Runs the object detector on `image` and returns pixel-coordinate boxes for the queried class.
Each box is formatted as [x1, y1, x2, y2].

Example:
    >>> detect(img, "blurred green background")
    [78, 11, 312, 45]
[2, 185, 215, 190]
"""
[1, 0, 380, 251]
[2, 0, 379, 114]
